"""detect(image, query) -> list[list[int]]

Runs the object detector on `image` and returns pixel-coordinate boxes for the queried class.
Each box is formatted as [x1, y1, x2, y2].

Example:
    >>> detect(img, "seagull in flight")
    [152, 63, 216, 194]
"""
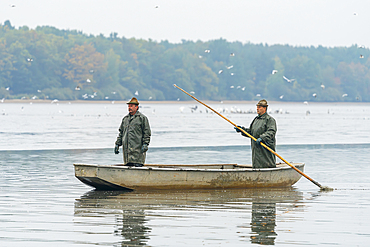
[204, 49, 210, 53]
[272, 70, 278, 74]
[283, 76, 295, 83]
[321, 84, 325, 90]
[312, 93, 317, 98]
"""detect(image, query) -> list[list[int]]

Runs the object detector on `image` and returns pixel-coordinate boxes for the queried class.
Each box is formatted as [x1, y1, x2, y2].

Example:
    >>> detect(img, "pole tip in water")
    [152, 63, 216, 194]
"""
[320, 186, 334, 191]
[173, 84, 177, 87]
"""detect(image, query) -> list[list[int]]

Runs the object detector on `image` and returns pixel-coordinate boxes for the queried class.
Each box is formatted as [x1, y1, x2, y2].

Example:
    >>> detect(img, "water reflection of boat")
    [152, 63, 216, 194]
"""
[74, 163, 305, 191]
[74, 188, 304, 246]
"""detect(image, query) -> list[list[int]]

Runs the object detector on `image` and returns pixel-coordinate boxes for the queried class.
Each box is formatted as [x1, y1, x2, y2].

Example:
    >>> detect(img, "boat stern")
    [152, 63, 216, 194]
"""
[74, 163, 131, 191]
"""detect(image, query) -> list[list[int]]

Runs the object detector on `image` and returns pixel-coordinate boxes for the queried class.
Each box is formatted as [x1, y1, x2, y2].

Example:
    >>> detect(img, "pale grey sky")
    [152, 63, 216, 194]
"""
[1, 0, 369, 48]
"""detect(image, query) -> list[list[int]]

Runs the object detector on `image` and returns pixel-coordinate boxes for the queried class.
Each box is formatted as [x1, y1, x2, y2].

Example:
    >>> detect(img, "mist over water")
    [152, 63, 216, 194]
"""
[1, 102, 370, 246]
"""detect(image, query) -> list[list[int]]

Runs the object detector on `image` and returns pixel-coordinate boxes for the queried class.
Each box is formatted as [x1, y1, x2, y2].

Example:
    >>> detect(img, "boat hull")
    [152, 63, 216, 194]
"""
[74, 163, 305, 191]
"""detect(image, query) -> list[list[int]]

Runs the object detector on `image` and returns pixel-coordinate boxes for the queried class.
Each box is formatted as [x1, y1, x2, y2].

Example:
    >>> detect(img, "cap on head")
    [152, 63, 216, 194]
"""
[127, 97, 139, 105]
[256, 99, 268, 107]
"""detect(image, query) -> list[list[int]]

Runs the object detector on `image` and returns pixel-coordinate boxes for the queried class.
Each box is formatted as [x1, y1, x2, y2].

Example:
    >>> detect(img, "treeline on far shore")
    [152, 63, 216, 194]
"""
[1, 20, 370, 102]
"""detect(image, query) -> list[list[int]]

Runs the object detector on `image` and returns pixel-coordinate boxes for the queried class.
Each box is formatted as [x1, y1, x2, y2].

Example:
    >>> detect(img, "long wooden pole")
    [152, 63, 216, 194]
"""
[174, 84, 333, 191]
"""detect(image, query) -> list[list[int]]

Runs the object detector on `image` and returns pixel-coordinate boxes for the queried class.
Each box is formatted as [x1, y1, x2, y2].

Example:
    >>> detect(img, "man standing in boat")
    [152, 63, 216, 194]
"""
[235, 99, 277, 168]
[114, 97, 151, 167]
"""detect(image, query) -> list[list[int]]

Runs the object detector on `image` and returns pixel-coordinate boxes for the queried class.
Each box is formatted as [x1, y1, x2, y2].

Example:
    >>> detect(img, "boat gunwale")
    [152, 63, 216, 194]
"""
[73, 163, 305, 172]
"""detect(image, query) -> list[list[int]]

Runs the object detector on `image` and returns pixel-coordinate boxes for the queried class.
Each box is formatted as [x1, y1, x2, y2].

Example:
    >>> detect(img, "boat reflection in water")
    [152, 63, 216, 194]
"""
[74, 188, 305, 245]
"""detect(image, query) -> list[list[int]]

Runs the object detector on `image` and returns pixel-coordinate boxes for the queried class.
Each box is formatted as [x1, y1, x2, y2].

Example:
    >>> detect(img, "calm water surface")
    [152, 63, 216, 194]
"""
[1, 102, 370, 246]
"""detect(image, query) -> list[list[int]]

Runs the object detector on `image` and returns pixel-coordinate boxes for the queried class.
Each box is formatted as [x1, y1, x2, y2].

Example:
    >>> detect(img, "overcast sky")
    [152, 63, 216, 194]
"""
[1, 0, 369, 48]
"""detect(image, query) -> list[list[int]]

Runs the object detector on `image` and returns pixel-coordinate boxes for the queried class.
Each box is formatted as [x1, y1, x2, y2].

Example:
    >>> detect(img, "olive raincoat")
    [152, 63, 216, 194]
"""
[115, 111, 151, 165]
[242, 112, 277, 168]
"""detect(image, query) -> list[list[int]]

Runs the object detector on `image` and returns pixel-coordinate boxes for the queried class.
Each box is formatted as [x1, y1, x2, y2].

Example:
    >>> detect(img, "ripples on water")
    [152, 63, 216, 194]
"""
[1, 102, 370, 246]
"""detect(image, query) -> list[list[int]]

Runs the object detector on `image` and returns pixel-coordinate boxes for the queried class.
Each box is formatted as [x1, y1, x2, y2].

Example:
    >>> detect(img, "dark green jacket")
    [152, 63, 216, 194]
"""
[243, 113, 277, 168]
[115, 111, 151, 165]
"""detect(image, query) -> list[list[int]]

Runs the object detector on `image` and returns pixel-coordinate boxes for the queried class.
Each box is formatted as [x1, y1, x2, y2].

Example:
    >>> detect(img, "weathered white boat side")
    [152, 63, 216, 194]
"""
[74, 163, 305, 191]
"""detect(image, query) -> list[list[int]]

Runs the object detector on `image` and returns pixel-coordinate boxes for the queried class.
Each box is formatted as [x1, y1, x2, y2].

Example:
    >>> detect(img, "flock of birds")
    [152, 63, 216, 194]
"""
[194, 40, 364, 103]
[180, 105, 290, 115]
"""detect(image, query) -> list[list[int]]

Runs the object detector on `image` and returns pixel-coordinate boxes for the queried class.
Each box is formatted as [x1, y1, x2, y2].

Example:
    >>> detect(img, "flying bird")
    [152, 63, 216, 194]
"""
[312, 93, 317, 98]
[321, 84, 325, 90]
[230, 86, 234, 88]
[360, 55, 364, 58]
[279, 95, 284, 99]
[135, 90, 139, 96]
[283, 76, 295, 83]
[5, 87, 10, 91]
[86, 79, 91, 83]
[218, 70, 223, 74]
[27, 58, 33, 62]
[75, 86, 81, 90]
[204, 49, 210, 53]
[230, 53, 235, 56]
[256, 94, 261, 97]
[272, 70, 278, 74]
[190, 91, 195, 94]
[227, 65, 233, 69]
[342, 93, 348, 97]
[230, 73, 234, 76]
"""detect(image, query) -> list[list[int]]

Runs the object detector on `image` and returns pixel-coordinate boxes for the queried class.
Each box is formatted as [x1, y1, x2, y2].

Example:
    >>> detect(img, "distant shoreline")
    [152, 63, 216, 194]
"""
[1, 99, 369, 105]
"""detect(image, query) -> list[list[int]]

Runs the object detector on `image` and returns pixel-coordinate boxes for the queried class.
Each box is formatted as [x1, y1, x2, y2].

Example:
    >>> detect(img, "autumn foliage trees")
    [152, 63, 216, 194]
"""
[0, 21, 369, 102]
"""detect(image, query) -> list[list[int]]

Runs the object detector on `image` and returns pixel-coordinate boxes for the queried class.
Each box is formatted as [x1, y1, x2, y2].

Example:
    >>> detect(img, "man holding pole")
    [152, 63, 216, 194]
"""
[235, 99, 277, 168]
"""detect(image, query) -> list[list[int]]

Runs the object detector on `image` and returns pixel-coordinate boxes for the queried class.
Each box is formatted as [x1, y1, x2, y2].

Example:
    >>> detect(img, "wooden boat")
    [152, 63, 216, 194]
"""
[74, 163, 305, 191]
